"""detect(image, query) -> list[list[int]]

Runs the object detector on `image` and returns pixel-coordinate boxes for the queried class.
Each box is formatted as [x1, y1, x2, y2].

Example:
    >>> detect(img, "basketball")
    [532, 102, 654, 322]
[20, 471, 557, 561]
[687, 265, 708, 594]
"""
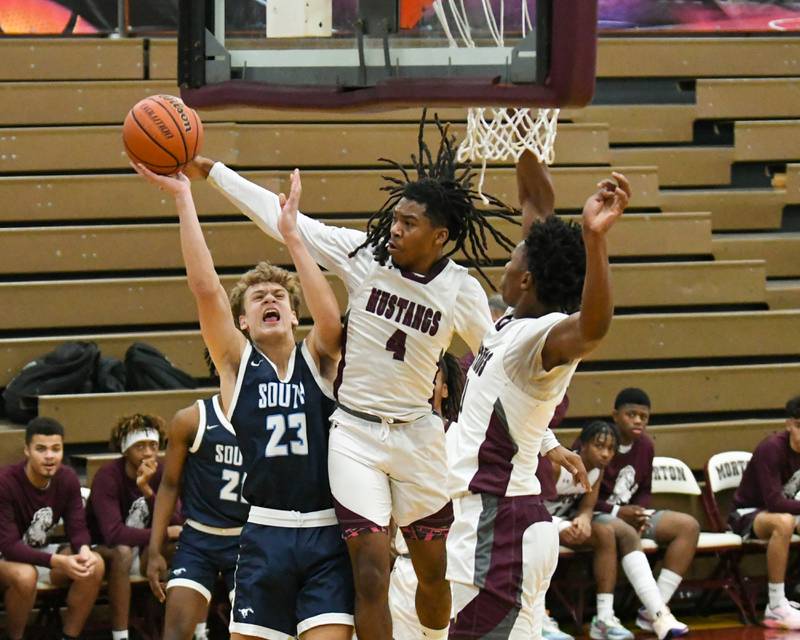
[122, 95, 204, 175]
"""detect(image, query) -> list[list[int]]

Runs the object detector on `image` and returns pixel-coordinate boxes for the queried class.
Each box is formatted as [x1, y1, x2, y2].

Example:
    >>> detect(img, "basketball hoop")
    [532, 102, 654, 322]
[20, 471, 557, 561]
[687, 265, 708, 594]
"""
[432, 0, 560, 201]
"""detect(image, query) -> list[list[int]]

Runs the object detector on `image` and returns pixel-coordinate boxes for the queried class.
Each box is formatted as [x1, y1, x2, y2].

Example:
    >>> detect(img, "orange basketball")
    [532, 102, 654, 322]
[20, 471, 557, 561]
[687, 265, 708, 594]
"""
[122, 95, 204, 175]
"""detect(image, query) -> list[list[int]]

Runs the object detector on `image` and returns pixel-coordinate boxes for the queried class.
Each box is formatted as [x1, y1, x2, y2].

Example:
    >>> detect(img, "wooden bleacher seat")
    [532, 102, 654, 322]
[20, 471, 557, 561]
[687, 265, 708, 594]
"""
[658, 188, 785, 232]
[713, 232, 800, 278]
[37, 360, 798, 443]
[566, 363, 800, 420]
[0, 122, 610, 174]
[72, 452, 165, 485]
[38, 389, 216, 444]
[766, 279, 800, 310]
[147, 37, 800, 81]
[0, 212, 713, 276]
[0, 39, 144, 81]
[2, 309, 798, 389]
[596, 37, 800, 78]
[611, 146, 734, 187]
[734, 119, 800, 162]
[555, 420, 783, 476]
[561, 104, 696, 144]
[783, 162, 800, 203]
[0, 166, 661, 224]
[696, 78, 800, 120]
[0, 421, 25, 466]
[0, 260, 767, 333]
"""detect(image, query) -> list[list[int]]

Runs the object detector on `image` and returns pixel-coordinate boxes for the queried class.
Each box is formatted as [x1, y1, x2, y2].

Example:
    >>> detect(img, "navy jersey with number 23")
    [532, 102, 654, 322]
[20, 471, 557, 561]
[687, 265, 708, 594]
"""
[228, 340, 336, 512]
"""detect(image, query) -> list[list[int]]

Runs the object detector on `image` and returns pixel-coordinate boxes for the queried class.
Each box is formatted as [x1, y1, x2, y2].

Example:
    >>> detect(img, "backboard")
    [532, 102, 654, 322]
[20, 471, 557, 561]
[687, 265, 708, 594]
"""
[178, 0, 597, 111]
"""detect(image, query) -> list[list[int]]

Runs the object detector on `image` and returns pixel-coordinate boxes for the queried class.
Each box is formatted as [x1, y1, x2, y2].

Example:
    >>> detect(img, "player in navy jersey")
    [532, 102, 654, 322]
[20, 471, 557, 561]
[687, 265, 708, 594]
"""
[147, 394, 249, 640]
[133, 162, 353, 640]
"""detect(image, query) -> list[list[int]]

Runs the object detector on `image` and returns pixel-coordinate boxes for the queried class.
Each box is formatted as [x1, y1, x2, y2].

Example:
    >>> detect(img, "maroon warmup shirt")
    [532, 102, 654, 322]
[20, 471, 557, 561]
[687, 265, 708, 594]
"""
[734, 430, 800, 514]
[0, 461, 91, 567]
[594, 434, 655, 513]
[86, 457, 165, 548]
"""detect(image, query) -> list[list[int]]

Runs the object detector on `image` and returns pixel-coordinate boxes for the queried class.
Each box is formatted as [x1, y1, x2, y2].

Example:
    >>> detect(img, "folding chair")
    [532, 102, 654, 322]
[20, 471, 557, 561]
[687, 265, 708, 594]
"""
[649, 456, 751, 622]
[701, 450, 800, 622]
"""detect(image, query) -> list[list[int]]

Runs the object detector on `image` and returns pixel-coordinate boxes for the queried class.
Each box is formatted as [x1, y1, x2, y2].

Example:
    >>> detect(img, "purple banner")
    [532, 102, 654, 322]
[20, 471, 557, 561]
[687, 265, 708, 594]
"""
[2, 0, 800, 35]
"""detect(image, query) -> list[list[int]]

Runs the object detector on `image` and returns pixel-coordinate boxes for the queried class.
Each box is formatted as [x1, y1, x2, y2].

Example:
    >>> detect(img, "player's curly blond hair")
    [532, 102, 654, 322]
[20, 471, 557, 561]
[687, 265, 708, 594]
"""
[229, 262, 302, 333]
[109, 413, 166, 453]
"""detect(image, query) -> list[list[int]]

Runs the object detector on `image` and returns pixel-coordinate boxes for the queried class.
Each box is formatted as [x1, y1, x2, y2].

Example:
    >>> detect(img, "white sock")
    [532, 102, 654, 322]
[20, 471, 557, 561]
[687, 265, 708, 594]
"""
[111, 631, 129, 640]
[769, 582, 786, 609]
[596, 593, 614, 620]
[657, 568, 683, 604]
[421, 624, 449, 639]
[621, 550, 665, 618]
[194, 622, 207, 638]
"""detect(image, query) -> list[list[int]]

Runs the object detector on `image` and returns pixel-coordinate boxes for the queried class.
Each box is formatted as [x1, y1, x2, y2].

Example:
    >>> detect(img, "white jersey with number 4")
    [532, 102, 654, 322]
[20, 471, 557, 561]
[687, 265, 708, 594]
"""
[208, 163, 491, 422]
[447, 313, 580, 498]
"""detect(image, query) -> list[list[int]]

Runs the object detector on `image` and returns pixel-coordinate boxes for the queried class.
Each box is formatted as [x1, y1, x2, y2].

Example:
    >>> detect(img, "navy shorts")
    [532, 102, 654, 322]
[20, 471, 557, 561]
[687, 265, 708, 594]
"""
[230, 522, 354, 638]
[167, 525, 240, 603]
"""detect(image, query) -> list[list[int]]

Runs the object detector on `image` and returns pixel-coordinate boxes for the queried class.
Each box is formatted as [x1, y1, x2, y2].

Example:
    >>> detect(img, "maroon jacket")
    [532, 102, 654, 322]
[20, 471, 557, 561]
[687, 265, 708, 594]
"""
[0, 461, 91, 567]
[86, 457, 167, 548]
[734, 431, 800, 515]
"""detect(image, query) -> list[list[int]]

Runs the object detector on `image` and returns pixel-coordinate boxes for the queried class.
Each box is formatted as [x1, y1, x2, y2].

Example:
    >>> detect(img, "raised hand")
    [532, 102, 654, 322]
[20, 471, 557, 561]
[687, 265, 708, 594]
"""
[130, 162, 191, 197]
[581, 171, 631, 236]
[277, 169, 302, 241]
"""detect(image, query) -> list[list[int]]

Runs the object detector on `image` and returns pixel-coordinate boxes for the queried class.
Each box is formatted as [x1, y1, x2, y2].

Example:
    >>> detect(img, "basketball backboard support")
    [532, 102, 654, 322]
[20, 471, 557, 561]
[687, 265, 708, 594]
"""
[178, 0, 597, 110]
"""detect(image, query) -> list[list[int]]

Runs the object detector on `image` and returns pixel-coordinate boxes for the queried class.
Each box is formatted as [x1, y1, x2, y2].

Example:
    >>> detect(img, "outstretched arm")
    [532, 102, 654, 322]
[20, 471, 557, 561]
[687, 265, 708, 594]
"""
[278, 170, 342, 361]
[132, 164, 245, 392]
[146, 404, 196, 602]
[188, 156, 369, 290]
[540, 172, 631, 371]
[517, 150, 555, 237]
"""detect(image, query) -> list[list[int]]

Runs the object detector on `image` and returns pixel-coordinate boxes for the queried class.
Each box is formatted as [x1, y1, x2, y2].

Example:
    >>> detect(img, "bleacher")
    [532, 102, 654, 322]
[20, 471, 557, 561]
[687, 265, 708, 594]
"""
[0, 34, 798, 508]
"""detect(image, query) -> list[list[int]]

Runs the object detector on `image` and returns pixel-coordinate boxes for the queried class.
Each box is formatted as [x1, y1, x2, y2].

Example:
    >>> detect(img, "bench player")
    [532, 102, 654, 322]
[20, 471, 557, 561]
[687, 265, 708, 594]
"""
[133, 163, 354, 640]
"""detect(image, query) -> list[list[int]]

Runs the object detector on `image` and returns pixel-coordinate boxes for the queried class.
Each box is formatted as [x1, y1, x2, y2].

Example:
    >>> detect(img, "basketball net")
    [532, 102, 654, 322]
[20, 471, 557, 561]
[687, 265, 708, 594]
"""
[431, 0, 559, 201]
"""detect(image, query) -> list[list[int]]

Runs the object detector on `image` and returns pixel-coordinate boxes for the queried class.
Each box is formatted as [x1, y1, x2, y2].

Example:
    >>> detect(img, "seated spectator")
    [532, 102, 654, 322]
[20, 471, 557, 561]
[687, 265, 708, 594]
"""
[87, 414, 182, 640]
[594, 388, 699, 635]
[542, 421, 687, 640]
[729, 394, 800, 630]
[0, 417, 104, 640]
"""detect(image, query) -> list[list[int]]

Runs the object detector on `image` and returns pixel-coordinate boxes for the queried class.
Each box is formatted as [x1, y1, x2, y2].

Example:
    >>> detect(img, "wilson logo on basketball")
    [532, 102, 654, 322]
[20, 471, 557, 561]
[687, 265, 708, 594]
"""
[122, 94, 204, 175]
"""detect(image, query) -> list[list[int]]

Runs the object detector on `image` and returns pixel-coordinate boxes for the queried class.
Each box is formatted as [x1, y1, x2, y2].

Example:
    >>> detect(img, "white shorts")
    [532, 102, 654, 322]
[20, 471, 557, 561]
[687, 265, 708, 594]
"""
[329, 409, 451, 536]
[447, 493, 559, 640]
[389, 556, 422, 640]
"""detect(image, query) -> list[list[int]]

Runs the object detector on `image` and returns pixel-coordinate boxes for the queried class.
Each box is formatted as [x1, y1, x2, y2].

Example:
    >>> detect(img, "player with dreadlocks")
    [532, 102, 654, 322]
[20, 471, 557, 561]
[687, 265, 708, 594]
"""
[185, 113, 527, 640]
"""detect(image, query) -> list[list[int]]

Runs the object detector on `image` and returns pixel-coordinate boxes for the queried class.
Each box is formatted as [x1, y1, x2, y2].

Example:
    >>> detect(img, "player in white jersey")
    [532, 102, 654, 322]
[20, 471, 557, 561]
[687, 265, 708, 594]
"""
[187, 117, 520, 640]
[446, 171, 631, 639]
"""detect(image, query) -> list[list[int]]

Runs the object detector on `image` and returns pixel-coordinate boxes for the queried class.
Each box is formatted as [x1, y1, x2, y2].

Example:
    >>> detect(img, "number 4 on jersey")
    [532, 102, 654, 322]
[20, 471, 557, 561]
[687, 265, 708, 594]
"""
[385, 329, 407, 361]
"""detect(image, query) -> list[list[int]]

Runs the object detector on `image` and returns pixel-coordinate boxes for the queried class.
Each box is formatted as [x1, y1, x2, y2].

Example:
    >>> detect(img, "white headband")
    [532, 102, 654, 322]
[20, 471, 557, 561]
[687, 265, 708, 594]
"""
[121, 428, 160, 453]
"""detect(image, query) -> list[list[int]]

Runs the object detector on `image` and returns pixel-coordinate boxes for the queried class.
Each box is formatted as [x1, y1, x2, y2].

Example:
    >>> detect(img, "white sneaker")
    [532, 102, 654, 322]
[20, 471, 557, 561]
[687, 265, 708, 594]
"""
[637, 606, 689, 636]
[764, 600, 800, 630]
[589, 615, 634, 640]
[542, 614, 575, 640]
[650, 606, 689, 639]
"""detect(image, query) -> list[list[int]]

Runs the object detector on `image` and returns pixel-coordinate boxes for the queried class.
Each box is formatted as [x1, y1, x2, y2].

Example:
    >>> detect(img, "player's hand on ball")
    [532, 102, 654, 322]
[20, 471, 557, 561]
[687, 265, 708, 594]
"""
[131, 162, 191, 196]
[582, 171, 630, 236]
[278, 169, 302, 240]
